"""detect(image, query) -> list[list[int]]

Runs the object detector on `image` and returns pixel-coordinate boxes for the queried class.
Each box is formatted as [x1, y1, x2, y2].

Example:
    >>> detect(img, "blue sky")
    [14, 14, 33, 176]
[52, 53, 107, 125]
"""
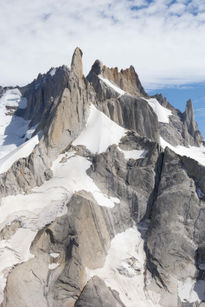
[0, 0, 204, 137]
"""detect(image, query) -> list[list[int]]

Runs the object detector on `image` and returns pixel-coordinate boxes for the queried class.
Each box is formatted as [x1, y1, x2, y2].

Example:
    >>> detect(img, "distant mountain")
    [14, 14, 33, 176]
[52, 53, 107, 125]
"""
[0, 48, 204, 307]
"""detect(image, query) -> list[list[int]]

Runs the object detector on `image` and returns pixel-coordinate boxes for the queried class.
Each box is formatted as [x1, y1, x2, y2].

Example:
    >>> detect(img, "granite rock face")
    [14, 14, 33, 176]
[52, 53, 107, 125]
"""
[0, 48, 91, 199]
[87, 59, 148, 97]
[87, 62, 160, 143]
[146, 148, 205, 306]
[0, 48, 205, 307]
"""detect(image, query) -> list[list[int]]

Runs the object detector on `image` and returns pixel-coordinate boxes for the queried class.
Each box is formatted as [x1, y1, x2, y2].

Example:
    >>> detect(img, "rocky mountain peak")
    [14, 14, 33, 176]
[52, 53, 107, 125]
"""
[71, 47, 83, 79]
[0, 47, 205, 307]
[183, 98, 203, 146]
[87, 59, 148, 97]
[184, 98, 194, 124]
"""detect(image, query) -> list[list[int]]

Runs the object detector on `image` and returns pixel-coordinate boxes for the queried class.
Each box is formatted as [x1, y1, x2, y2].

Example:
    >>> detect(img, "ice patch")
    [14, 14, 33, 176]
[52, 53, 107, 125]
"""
[118, 147, 148, 160]
[73, 104, 126, 154]
[160, 137, 205, 167]
[98, 75, 126, 96]
[144, 98, 172, 123]
[87, 227, 160, 307]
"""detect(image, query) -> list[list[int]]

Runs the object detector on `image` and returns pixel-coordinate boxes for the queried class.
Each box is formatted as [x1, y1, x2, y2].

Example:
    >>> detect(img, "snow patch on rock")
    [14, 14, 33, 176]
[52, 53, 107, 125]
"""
[160, 137, 205, 167]
[118, 147, 148, 160]
[98, 75, 126, 96]
[144, 98, 172, 123]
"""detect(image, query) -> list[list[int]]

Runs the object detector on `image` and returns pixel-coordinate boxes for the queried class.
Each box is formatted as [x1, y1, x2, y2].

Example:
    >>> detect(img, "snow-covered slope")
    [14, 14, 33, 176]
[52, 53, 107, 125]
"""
[73, 104, 126, 153]
[98, 75, 126, 96]
[160, 137, 205, 167]
[144, 98, 172, 123]
[0, 89, 32, 160]
[0, 135, 40, 174]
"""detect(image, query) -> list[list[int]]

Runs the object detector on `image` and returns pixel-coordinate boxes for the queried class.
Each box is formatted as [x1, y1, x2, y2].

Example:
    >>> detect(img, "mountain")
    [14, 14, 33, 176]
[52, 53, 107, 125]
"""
[0, 47, 205, 307]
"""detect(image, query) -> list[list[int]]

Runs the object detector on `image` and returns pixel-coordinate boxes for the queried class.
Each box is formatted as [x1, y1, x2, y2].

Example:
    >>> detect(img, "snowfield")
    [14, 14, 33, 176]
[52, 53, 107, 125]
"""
[87, 227, 161, 307]
[73, 104, 127, 153]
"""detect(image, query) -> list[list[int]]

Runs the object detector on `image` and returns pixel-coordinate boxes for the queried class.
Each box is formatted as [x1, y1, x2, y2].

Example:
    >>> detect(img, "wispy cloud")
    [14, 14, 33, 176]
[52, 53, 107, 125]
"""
[0, 0, 205, 87]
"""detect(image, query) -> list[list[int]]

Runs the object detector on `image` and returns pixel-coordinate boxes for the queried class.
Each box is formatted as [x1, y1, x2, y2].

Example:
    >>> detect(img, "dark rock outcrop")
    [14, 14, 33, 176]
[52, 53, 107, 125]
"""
[75, 276, 125, 307]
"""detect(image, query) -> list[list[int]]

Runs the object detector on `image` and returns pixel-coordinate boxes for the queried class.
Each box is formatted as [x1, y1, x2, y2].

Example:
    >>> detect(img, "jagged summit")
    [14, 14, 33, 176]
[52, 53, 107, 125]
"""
[87, 58, 148, 97]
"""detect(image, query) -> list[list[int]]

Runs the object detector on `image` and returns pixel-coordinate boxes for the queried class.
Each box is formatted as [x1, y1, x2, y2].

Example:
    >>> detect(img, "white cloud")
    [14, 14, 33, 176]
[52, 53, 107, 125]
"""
[0, 0, 205, 88]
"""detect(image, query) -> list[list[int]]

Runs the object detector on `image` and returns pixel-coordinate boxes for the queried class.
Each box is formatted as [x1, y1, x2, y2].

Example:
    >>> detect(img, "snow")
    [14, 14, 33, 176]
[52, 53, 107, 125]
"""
[144, 98, 172, 123]
[0, 151, 120, 302]
[0, 135, 40, 174]
[118, 147, 148, 160]
[49, 263, 59, 270]
[50, 253, 59, 258]
[87, 227, 160, 307]
[73, 104, 126, 153]
[49, 68, 56, 77]
[178, 277, 205, 303]
[160, 137, 205, 167]
[98, 75, 126, 96]
[0, 88, 32, 162]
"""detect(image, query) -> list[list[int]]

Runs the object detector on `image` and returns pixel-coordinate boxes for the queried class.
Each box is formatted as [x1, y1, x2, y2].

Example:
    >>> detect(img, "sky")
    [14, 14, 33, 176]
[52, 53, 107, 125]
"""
[0, 0, 204, 136]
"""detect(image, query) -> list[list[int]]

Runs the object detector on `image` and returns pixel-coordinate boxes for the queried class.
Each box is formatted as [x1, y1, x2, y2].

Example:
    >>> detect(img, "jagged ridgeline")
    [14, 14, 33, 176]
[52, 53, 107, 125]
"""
[0, 48, 204, 307]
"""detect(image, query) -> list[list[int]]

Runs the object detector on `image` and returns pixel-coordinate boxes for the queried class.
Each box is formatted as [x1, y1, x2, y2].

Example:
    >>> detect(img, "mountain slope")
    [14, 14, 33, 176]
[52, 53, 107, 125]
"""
[0, 48, 204, 307]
